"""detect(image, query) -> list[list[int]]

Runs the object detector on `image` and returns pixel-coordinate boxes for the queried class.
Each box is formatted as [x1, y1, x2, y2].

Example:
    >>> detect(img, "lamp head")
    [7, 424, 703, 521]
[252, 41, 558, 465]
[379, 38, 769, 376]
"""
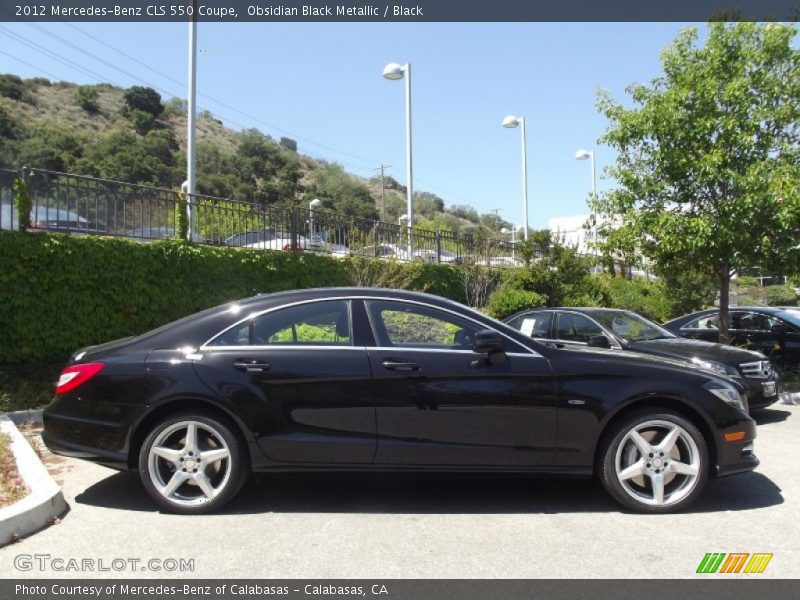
[382, 63, 406, 80]
[502, 115, 522, 128]
[575, 149, 592, 160]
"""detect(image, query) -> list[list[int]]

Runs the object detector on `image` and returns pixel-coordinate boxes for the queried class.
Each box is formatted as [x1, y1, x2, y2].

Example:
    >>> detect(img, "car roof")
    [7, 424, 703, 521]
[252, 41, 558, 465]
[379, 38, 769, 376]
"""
[503, 306, 638, 322]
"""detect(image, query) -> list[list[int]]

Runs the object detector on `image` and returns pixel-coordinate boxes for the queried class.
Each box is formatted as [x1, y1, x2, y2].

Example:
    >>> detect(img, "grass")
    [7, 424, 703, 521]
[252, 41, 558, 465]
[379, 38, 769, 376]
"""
[0, 432, 28, 508]
[0, 362, 62, 413]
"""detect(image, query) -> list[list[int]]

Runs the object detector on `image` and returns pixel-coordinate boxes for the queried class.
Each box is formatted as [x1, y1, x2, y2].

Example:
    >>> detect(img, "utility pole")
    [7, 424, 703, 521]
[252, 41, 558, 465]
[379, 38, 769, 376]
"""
[374, 164, 392, 222]
[186, 1, 198, 241]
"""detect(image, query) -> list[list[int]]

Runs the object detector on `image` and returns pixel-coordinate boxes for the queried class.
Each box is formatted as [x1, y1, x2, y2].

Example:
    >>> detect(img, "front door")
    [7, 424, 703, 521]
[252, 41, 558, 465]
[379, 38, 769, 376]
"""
[362, 299, 557, 467]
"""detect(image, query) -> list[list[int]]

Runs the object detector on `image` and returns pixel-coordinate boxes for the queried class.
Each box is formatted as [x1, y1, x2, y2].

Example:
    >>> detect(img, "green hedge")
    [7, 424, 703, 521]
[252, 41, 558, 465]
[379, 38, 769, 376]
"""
[0, 231, 464, 363]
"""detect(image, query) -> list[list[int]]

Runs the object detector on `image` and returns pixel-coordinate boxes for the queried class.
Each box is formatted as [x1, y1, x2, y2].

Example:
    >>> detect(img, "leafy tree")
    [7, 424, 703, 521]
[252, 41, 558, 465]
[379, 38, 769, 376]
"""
[593, 22, 800, 342]
[279, 137, 298, 152]
[122, 86, 164, 119]
[16, 121, 84, 172]
[73, 85, 100, 113]
[304, 162, 377, 219]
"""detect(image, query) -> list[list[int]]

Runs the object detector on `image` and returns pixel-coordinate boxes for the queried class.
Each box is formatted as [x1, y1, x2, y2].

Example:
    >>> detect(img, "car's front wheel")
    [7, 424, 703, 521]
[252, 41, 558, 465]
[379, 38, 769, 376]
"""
[139, 411, 248, 514]
[598, 409, 708, 513]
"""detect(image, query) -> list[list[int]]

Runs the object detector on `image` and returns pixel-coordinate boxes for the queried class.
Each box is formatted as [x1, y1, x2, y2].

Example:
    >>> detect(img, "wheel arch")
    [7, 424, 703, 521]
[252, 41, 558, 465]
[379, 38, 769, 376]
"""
[126, 396, 255, 470]
[594, 395, 718, 475]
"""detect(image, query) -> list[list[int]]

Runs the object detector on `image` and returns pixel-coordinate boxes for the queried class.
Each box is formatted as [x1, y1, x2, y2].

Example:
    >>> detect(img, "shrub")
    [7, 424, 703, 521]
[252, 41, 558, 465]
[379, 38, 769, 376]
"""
[736, 276, 760, 287]
[73, 85, 100, 113]
[129, 109, 156, 135]
[0, 231, 469, 363]
[591, 274, 672, 322]
[487, 285, 545, 319]
[0, 74, 23, 100]
[765, 285, 797, 307]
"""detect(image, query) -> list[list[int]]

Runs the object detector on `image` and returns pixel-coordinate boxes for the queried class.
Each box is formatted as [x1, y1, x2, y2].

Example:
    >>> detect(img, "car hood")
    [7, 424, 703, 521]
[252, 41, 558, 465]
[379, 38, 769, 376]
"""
[627, 338, 766, 366]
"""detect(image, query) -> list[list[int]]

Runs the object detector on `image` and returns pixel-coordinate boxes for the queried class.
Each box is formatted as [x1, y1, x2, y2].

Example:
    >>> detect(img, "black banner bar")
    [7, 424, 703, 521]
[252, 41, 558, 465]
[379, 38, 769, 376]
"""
[4, 580, 800, 600]
[2, 0, 799, 23]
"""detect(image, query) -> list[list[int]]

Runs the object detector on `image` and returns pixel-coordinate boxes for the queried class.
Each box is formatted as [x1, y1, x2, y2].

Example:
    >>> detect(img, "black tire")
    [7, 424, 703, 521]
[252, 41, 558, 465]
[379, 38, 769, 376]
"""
[138, 410, 249, 514]
[597, 408, 709, 513]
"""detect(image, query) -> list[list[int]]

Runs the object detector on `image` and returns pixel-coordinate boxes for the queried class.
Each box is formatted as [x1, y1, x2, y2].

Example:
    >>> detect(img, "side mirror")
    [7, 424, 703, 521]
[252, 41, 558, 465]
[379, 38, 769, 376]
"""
[471, 330, 507, 368]
[771, 323, 788, 335]
[473, 330, 504, 355]
[587, 334, 611, 348]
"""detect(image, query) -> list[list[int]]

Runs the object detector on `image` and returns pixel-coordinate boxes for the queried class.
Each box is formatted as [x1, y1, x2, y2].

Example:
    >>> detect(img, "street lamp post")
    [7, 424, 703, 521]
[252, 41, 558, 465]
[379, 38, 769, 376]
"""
[575, 149, 598, 263]
[383, 62, 414, 258]
[502, 115, 529, 241]
[309, 198, 322, 242]
[501, 226, 517, 258]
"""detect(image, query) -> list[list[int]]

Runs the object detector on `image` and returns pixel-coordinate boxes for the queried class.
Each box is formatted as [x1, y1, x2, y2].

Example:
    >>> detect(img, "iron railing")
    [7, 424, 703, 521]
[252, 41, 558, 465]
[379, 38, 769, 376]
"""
[2, 167, 539, 267]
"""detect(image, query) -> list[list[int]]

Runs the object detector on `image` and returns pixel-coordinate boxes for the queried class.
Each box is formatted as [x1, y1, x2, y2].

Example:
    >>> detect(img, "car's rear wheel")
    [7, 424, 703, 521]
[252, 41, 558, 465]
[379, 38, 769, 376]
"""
[139, 412, 248, 514]
[598, 409, 708, 513]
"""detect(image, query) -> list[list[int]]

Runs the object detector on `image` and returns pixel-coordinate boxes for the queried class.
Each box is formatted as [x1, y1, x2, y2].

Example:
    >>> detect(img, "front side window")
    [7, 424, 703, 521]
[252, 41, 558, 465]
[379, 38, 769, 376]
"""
[555, 313, 604, 343]
[732, 312, 779, 332]
[209, 300, 352, 346]
[365, 300, 481, 350]
[516, 314, 550, 339]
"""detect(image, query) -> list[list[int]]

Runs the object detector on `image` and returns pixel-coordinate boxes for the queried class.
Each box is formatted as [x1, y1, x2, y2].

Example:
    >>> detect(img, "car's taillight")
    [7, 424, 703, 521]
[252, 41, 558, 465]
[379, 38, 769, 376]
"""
[55, 362, 105, 395]
[282, 243, 303, 252]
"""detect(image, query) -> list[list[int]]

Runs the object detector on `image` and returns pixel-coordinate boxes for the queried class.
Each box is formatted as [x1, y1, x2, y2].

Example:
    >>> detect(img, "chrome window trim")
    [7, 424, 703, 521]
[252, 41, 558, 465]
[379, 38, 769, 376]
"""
[199, 295, 541, 357]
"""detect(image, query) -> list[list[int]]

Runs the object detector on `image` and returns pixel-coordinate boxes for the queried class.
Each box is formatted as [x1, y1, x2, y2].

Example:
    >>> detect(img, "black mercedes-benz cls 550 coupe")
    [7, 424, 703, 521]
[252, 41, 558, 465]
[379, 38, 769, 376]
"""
[504, 307, 779, 410]
[43, 288, 759, 514]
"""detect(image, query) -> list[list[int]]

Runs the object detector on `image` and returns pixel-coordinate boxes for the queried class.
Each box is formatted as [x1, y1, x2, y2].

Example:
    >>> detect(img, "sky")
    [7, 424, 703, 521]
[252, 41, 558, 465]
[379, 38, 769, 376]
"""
[0, 21, 713, 230]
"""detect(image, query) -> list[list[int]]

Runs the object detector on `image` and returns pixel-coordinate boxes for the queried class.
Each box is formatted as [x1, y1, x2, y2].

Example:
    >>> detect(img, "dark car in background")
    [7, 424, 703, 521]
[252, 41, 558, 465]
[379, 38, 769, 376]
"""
[663, 306, 800, 370]
[43, 288, 759, 515]
[504, 308, 779, 410]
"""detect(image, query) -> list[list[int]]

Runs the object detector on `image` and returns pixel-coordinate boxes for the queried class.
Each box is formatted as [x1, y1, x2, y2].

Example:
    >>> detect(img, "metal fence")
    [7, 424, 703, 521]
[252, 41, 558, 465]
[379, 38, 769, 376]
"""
[1, 167, 537, 267]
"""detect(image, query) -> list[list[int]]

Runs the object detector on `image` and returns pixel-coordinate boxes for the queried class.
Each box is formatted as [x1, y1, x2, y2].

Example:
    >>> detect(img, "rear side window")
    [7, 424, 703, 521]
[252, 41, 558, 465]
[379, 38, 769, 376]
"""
[683, 315, 719, 330]
[208, 300, 352, 347]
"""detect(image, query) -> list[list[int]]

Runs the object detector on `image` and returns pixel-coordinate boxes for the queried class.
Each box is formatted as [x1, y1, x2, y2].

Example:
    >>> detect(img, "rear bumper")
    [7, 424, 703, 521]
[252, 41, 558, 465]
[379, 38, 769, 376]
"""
[42, 395, 144, 471]
[715, 417, 759, 478]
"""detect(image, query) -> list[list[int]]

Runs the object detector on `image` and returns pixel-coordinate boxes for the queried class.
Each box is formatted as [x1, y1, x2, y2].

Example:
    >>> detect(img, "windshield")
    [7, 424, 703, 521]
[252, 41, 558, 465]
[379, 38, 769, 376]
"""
[589, 310, 676, 343]
[777, 310, 800, 330]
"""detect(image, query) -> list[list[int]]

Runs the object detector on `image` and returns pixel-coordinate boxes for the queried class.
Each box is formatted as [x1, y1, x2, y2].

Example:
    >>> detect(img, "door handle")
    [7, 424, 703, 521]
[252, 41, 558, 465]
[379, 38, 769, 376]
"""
[381, 359, 421, 372]
[233, 360, 271, 373]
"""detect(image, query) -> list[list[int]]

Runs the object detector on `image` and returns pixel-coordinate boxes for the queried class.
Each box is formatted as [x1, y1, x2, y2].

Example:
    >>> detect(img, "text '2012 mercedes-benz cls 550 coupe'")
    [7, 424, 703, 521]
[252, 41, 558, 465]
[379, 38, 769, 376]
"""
[43, 288, 759, 514]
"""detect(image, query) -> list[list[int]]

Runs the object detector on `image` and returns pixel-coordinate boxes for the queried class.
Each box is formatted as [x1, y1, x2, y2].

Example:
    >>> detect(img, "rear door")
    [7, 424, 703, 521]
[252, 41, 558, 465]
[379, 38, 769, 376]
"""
[363, 299, 557, 467]
[194, 299, 376, 464]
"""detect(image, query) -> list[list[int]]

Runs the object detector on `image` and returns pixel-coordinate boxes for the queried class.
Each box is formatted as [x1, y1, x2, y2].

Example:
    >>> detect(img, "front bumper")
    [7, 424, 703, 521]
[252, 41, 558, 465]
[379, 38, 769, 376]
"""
[715, 416, 759, 477]
[742, 376, 780, 410]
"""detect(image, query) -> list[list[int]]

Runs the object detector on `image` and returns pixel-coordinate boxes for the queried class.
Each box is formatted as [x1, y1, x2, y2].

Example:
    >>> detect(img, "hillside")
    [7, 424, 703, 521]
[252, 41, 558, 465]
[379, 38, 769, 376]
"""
[0, 74, 507, 235]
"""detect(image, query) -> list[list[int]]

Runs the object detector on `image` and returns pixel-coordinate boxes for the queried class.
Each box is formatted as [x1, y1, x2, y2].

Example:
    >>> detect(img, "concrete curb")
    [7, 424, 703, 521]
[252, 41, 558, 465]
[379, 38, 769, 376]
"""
[0, 414, 67, 546]
[780, 392, 800, 406]
[6, 408, 43, 425]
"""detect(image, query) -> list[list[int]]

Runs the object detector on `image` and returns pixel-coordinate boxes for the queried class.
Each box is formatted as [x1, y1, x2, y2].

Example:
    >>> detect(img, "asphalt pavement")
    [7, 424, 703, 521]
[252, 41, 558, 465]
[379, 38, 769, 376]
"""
[1, 405, 798, 579]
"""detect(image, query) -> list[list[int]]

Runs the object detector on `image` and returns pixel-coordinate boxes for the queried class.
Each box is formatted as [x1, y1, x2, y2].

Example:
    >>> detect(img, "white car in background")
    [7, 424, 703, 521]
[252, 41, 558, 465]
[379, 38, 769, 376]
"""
[246, 233, 322, 252]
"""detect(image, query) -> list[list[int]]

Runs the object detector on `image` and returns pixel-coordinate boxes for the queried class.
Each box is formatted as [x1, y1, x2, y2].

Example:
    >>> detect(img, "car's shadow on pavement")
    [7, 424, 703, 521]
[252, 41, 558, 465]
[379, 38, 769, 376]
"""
[753, 408, 792, 425]
[75, 469, 783, 516]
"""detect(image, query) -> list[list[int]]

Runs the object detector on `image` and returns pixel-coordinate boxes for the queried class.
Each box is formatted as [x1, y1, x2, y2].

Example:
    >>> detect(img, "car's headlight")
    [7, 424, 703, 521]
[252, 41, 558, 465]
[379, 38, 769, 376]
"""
[703, 380, 746, 411]
[692, 357, 740, 378]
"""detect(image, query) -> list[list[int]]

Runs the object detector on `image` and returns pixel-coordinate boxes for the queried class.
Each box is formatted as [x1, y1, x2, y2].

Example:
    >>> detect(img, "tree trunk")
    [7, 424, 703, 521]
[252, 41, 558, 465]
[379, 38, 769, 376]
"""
[718, 265, 731, 344]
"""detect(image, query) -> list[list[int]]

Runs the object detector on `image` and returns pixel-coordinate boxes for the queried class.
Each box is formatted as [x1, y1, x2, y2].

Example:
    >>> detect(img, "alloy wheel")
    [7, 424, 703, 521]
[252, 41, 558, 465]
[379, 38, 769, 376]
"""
[146, 420, 233, 508]
[614, 419, 701, 507]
